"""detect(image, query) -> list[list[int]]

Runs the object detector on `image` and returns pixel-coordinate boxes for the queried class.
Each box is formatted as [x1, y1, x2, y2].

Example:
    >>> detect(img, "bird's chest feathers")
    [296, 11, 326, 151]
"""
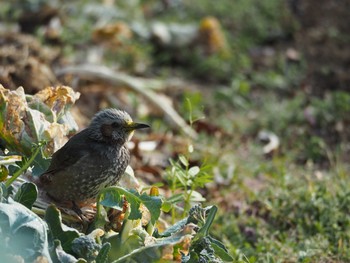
[91, 144, 128, 170]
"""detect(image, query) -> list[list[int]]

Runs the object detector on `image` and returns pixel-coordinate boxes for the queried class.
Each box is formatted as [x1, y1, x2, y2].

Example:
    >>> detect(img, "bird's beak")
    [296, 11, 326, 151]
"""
[126, 122, 150, 131]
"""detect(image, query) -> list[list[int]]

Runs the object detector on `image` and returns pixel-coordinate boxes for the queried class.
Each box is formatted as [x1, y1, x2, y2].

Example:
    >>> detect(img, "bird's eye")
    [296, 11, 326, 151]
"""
[112, 122, 119, 128]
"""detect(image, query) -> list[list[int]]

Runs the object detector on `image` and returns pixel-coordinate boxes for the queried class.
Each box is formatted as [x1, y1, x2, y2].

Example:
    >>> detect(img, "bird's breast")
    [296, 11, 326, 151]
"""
[45, 145, 130, 202]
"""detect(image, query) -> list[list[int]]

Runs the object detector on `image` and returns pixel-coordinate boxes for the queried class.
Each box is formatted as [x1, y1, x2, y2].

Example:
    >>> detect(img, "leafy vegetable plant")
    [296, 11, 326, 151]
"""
[0, 85, 232, 262]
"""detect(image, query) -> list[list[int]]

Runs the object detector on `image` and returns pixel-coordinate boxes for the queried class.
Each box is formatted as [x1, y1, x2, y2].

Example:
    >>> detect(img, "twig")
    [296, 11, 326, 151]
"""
[56, 65, 197, 139]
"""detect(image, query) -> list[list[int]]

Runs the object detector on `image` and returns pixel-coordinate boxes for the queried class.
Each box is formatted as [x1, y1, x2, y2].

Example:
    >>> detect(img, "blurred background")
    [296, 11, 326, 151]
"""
[0, 0, 349, 261]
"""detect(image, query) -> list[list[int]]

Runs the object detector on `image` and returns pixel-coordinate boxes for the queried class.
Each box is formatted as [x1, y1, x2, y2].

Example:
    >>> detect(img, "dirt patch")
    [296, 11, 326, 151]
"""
[0, 33, 58, 93]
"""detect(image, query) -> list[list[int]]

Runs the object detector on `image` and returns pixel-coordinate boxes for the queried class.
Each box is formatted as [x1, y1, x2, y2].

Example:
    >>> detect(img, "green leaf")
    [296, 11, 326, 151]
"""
[99, 187, 162, 225]
[179, 154, 189, 167]
[32, 151, 51, 176]
[188, 166, 200, 177]
[166, 193, 184, 204]
[45, 204, 80, 253]
[27, 109, 49, 143]
[96, 242, 111, 263]
[161, 201, 172, 212]
[138, 191, 162, 225]
[51, 239, 78, 263]
[0, 182, 12, 201]
[157, 218, 187, 238]
[0, 199, 52, 262]
[175, 169, 188, 186]
[208, 236, 234, 262]
[184, 205, 233, 262]
[14, 182, 38, 209]
[198, 206, 218, 238]
[112, 244, 162, 263]
[189, 190, 206, 202]
[112, 228, 192, 263]
[100, 187, 142, 220]
[162, 193, 184, 213]
[99, 188, 124, 210]
[105, 228, 145, 261]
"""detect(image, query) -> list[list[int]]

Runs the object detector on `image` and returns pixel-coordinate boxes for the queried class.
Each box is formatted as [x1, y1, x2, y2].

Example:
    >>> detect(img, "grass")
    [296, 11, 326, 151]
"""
[218, 163, 350, 262]
[199, 131, 349, 262]
[193, 86, 350, 262]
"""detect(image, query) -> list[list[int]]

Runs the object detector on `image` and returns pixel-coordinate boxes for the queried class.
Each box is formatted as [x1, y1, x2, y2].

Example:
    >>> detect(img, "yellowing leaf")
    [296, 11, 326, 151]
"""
[32, 85, 80, 120]
[0, 85, 79, 158]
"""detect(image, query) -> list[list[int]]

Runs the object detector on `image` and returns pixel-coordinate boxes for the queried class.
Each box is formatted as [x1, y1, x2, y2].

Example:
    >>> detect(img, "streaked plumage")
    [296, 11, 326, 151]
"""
[40, 109, 149, 203]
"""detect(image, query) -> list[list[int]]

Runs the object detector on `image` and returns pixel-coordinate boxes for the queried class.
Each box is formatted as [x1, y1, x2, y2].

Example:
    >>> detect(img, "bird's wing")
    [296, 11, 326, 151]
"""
[42, 129, 91, 175]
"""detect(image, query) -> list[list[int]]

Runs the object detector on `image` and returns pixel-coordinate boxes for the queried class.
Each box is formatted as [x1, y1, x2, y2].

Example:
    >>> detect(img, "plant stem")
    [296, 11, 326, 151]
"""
[32, 207, 81, 223]
[171, 168, 177, 224]
[182, 163, 190, 218]
[95, 191, 104, 223]
[5, 146, 41, 187]
[186, 98, 193, 126]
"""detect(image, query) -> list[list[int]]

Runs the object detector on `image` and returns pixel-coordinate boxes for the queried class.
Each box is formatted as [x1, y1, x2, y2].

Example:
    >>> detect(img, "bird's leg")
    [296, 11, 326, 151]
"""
[71, 201, 83, 217]
[72, 201, 90, 228]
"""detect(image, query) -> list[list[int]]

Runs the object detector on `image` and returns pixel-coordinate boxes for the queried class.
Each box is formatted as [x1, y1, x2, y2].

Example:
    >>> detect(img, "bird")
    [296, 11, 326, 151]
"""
[39, 108, 149, 205]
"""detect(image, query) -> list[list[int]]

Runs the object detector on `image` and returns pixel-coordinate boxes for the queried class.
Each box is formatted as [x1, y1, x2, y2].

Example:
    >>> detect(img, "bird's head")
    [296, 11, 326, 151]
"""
[88, 109, 149, 144]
